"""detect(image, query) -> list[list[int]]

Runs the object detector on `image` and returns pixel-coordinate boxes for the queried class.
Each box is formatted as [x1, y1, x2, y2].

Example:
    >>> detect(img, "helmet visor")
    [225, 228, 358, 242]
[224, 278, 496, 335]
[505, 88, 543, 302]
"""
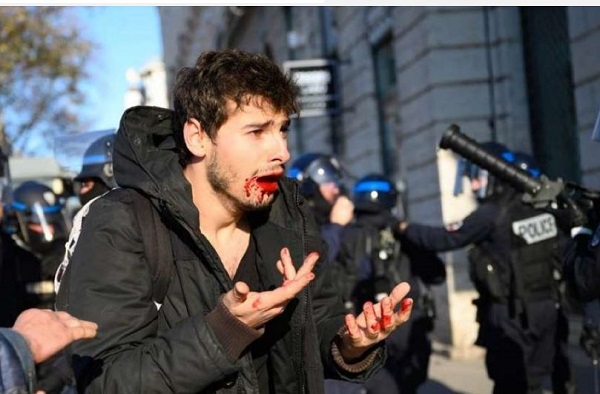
[12, 201, 66, 243]
[305, 158, 342, 186]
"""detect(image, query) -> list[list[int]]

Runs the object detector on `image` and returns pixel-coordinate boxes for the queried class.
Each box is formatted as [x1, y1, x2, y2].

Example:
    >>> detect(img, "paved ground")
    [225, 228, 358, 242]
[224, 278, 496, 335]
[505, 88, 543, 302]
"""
[420, 316, 600, 394]
[421, 344, 599, 394]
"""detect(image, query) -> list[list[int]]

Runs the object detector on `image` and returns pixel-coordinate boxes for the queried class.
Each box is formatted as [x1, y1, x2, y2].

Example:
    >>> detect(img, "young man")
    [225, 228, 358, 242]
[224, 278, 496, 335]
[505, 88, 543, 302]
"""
[61, 49, 413, 393]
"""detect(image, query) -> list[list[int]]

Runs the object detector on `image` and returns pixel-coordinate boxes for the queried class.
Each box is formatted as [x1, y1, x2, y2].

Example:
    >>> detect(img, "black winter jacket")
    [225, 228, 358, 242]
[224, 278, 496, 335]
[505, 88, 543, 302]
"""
[61, 106, 383, 393]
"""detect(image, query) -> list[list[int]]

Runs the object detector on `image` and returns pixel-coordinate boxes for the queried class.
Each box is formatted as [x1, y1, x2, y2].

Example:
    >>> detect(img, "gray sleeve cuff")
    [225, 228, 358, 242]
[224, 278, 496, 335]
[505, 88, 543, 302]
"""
[330, 327, 382, 374]
[205, 296, 264, 362]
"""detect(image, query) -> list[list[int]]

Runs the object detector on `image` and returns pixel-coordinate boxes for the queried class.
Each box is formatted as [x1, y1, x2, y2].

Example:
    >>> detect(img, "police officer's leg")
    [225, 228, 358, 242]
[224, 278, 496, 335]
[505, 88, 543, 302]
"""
[523, 300, 559, 394]
[552, 308, 578, 394]
[397, 315, 433, 394]
[485, 303, 529, 394]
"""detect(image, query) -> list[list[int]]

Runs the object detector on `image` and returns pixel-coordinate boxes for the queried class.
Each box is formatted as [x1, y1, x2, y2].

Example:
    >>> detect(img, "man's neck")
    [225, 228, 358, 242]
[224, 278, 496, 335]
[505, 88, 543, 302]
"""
[185, 165, 250, 278]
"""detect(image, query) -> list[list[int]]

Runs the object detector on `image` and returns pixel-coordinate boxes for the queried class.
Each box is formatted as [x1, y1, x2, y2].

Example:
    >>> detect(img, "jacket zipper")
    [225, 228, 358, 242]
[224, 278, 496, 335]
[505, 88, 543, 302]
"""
[294, 183, 308, 394]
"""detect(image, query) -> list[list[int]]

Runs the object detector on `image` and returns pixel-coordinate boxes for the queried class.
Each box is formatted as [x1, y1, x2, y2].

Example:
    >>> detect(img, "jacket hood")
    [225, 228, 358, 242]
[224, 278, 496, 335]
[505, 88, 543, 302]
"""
[113, 106, 311, 239]
[113, 106, 201, 232]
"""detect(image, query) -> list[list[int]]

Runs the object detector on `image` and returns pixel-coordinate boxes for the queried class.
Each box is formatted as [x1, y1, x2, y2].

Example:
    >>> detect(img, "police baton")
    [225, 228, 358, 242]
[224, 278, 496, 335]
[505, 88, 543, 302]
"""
[439, 124, 600, 211]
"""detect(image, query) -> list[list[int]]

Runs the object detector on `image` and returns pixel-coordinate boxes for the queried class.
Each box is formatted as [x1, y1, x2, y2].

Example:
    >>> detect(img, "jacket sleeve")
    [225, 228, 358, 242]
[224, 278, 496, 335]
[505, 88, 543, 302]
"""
[401, 204, 496, 252]
[63, 196, 242, 393]
[563, 233, 600, 302]
[0, 328, 36, 394]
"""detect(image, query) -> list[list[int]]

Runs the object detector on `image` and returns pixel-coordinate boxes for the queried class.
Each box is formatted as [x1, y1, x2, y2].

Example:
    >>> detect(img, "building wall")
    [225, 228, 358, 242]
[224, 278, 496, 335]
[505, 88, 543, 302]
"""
[157, 5, 600, 358]
[569, 7, 600, 187]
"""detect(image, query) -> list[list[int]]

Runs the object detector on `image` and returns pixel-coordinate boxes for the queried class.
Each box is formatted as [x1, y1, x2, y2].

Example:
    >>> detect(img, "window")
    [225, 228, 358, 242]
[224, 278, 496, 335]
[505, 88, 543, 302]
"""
[372, 35, 398, 176]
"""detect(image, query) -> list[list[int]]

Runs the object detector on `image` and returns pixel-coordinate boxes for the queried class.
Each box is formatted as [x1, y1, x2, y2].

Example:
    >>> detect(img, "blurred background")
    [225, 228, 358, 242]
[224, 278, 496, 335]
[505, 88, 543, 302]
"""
[2, 6, 600, 392]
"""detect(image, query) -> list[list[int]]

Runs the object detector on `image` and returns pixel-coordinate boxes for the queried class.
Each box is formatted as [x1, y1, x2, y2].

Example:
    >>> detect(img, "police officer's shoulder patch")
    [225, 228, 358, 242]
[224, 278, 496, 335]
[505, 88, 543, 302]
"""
[446, 221, 463, 232]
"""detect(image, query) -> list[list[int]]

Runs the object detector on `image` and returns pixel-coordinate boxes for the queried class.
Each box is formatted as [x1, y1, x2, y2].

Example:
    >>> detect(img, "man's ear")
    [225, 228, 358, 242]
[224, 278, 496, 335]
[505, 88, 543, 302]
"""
[183, 118, 208, 158]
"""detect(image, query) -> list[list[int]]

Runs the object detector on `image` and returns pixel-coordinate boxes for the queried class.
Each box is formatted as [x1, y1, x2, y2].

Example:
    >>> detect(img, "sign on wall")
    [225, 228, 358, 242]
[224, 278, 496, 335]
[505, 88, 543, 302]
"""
[283, 58, 338, 118]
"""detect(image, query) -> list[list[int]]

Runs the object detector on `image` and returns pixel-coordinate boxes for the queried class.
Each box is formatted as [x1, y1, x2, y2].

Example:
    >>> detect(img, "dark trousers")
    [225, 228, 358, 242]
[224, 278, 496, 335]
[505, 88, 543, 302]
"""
[482, 300, 558, 394]
[552, 309, 578, 394]
[364, 314, 432, 394]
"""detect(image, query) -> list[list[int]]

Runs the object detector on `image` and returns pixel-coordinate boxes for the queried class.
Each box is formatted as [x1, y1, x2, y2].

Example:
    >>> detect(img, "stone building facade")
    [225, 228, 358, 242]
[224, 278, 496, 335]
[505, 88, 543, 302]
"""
[157, 6, 600, 358]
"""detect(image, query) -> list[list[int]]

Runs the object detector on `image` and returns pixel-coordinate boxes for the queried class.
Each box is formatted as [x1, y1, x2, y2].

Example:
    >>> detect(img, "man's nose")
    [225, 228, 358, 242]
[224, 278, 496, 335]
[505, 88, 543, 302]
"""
[270, 133, 290, 164]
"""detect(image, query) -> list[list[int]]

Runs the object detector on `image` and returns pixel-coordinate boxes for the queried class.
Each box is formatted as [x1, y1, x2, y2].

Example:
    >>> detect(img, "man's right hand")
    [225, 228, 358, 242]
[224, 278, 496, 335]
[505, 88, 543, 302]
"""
[221, 248, 318, 329]
[330, 195, 354, 226]
[12, 309, 98, 363]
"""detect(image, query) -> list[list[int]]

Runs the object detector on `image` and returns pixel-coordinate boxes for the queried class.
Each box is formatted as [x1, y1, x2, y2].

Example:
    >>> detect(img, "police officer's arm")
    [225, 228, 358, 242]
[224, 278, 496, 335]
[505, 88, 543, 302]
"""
[399, 204, 496, 252]
[563, 232, 600, 301]
[65, 197, 246, 393]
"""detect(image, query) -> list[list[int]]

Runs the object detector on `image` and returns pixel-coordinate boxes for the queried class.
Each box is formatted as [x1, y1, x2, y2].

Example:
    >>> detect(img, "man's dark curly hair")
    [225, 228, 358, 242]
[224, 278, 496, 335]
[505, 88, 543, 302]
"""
[172, 49, 300, 166]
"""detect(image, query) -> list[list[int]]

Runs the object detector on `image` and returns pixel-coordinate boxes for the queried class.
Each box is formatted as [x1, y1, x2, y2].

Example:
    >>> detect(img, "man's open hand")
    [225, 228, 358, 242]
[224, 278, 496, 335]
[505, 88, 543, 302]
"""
[338, 282, 413, 361]
[12, 309, 98, 363]
[222, 248, 318, 330]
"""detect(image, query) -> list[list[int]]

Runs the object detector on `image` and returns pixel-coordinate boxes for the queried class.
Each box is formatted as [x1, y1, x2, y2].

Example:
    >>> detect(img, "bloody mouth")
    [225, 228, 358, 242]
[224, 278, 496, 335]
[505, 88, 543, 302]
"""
[244, 173, 281, 200]
[256, 175, 279, 193]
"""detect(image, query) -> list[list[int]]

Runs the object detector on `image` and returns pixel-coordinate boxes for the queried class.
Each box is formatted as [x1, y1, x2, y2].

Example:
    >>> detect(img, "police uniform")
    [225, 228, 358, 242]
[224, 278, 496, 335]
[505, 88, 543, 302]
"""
[563, 223, 600, 301]
[403, 190, 566, 394]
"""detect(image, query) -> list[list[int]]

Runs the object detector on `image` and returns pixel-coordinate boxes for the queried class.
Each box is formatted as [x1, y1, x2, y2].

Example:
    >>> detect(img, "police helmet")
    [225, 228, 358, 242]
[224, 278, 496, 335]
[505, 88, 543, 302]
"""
[9, 181, 68, 253]
[353, 174, 398, 213]
[287, 153, 343, 198]
[512, 151, 541, 179]
[74, 133, 117, 189]
[454, 141, 514, 200]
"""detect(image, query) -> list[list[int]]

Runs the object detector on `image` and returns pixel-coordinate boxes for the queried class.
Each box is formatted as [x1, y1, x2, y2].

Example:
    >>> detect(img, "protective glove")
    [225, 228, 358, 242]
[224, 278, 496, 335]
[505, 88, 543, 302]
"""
[562, 194, 589, 228]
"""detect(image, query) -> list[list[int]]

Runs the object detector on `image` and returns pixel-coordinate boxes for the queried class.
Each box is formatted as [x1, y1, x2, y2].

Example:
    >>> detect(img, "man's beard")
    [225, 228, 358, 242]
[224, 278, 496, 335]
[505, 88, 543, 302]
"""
[206, 150, 271, 212]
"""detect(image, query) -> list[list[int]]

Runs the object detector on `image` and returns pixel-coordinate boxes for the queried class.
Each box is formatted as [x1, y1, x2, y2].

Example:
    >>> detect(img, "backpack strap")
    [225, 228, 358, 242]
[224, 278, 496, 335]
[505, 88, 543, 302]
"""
[128, 189, 174, 306]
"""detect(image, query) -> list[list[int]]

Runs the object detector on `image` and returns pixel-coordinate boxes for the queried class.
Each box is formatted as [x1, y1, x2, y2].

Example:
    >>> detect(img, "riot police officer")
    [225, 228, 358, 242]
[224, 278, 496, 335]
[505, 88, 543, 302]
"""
[74, 133, 117, 206]
[288, 153, 358, 394]
[399, 143, 566, 394]
[563, 107, 600, 301]
[514, 151, 579, 394]
[288, 152, 354, 264]
[1, 180, 72, 393]
[337, 174, 445, 394]
[562, 108, 600, 391]
[5, 180, 69, 309]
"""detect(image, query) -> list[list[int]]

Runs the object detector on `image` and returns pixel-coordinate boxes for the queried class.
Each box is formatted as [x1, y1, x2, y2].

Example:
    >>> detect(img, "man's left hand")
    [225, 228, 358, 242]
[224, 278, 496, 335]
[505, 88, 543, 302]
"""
[338, 282, 413, 361]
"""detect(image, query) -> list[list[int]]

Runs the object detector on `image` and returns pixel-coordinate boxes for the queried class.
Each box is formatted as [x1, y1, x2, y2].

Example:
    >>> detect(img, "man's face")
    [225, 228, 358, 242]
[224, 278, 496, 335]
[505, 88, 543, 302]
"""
[78, 178, 96, 196]
[205, 97, 291, 211]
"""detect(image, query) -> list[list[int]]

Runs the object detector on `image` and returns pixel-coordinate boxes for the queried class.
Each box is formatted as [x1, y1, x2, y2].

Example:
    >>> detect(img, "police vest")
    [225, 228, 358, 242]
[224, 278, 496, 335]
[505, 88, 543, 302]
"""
[506, 198, 561, 301]
[469, 198, 561, 303]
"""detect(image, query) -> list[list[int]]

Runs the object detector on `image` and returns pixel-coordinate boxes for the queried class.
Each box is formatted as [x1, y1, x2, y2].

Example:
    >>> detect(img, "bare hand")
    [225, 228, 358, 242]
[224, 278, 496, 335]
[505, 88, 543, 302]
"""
[222, 248, 318, 329]
[339, 282, 413, 361]
[330, 195, 354, 226]
[12, 309, 98, 363]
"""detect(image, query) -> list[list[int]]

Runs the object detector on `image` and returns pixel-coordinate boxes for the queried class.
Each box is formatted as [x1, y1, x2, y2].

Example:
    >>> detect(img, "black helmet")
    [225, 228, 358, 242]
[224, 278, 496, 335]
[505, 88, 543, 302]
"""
[454, 141, 514, 200]
[74, 133, 117, 189]
[353, 174, 398, 213]
[287, 153, 343, 198]
[512, 151, 541, 179]
[8, 181, 68, 253]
